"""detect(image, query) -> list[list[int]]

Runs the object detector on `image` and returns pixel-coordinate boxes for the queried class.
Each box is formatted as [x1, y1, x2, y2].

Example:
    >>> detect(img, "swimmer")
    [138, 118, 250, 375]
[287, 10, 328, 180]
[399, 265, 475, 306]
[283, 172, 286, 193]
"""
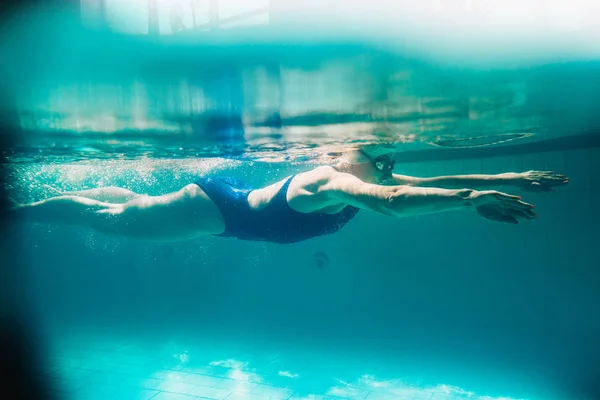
[9, 146, 569, 244]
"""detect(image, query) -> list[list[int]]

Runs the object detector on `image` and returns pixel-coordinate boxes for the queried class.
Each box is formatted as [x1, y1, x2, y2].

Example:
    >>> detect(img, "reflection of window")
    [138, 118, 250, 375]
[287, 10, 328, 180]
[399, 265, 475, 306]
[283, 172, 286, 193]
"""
[81, 0, 149, 34]
[173, 0, 270, 33]
[80, 0, 269, 35]
[157, 0, 195, 34]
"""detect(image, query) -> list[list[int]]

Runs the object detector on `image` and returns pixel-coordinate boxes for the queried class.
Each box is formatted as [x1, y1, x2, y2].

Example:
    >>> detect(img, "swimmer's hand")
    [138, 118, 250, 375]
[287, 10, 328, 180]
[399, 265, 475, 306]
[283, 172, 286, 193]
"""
[513, 171, 569, 192]
[470, 190, 537, 224]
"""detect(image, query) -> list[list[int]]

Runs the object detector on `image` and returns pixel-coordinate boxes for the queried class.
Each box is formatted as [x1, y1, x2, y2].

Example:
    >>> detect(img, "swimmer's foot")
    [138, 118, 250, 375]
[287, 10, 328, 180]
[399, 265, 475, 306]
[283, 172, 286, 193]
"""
[6, 196, 22, 209]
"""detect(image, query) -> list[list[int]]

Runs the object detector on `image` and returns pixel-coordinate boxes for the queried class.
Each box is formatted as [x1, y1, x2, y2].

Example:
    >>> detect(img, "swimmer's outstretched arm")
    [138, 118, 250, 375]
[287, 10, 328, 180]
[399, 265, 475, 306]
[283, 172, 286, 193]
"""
[325, 172, 537, 224]
[391, 171, 569, 192]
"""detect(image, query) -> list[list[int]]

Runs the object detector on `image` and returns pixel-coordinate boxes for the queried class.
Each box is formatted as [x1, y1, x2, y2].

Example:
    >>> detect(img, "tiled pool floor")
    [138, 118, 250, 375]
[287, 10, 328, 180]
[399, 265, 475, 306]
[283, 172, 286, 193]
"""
[40, 327, 526, 400]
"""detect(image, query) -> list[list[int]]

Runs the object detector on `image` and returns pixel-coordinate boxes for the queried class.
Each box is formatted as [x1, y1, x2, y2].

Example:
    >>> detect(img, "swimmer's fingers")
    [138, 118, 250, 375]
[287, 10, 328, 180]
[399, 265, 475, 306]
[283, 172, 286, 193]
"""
[476, 192, 537, 223]
[496, 194, 537, 219]
[521, 171, 570, 192]
[494, 192, 534, 210]
[494, 192, 521, 201]
[538, 171, 569, 184]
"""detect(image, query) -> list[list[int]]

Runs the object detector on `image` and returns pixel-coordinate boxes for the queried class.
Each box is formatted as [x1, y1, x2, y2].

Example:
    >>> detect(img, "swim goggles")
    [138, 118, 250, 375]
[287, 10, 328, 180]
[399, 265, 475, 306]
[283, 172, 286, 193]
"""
[372, 155, 395, 172]
[359, 149, 395, 172]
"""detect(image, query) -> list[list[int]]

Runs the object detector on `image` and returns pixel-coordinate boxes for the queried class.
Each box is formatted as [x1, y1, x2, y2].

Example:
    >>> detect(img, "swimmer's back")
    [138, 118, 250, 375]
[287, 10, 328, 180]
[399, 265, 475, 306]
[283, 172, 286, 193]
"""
[195, 170, 359, 244]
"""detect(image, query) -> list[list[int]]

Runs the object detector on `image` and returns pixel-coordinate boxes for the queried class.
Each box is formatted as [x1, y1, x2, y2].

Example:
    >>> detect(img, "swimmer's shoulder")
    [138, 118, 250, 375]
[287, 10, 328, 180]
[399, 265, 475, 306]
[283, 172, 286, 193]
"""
[250, 166, 338, 209]
[292, 165, 340, 189]
[296, 165, 340, 180]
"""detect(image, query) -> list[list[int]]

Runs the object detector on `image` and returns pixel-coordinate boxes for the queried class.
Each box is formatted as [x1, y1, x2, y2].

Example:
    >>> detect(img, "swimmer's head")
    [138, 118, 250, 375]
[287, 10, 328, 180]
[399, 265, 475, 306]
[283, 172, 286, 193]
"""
[335, 144, 396, 184]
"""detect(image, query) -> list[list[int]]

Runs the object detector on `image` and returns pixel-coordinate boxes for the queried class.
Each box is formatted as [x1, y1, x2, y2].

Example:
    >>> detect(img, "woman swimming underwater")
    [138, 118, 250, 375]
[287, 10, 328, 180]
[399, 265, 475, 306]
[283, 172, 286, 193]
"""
[10, 146, 569, 244]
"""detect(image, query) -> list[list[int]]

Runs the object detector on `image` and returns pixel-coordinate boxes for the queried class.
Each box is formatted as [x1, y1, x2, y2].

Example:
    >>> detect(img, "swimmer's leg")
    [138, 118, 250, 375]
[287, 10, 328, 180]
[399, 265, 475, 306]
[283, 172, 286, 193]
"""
[12, 184, 225, 242]
[43, 185, 145, 204]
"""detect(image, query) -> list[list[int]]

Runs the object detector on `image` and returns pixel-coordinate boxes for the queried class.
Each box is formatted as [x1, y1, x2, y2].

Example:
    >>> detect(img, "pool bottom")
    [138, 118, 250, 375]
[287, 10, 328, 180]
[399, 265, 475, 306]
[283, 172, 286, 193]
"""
[33, 325, 554, 400]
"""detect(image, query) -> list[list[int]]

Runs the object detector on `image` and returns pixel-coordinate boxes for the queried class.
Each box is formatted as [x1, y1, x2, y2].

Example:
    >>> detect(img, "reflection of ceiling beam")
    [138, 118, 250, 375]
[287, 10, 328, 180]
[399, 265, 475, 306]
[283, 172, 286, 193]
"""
[191, 6, 269, 31]
[209, 0, 219, 25]
[191, 0, 197, 28]
[148, 0, 159, 35]
[100, 0, 107, 23]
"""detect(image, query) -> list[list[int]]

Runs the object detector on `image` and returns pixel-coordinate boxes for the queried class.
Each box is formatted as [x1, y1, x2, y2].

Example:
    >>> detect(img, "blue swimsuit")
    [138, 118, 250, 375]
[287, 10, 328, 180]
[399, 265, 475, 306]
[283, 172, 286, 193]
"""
[194, 176, 359, 244]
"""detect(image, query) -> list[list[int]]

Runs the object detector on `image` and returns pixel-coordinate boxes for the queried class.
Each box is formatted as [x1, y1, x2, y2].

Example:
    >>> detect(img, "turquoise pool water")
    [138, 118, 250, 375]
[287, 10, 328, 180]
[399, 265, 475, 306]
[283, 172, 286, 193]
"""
[6, 149, 600, 400]
[2, 5, 600, 400]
